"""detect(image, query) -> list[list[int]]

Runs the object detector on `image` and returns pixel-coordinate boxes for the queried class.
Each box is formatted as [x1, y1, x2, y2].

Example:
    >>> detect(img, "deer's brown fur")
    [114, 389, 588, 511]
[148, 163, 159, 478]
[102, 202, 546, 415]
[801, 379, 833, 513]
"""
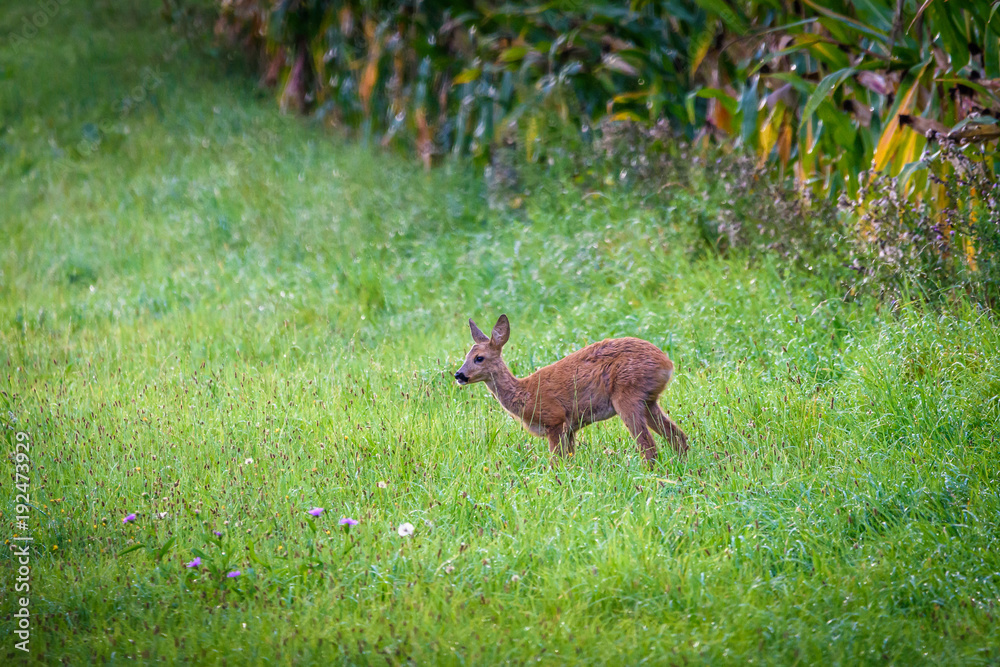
[455, 314, 688, 466]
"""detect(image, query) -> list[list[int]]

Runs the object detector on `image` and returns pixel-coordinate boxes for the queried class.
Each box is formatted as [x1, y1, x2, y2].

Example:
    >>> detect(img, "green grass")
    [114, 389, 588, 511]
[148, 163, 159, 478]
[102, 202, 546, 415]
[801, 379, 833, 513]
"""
[2, 1, 1000, 664]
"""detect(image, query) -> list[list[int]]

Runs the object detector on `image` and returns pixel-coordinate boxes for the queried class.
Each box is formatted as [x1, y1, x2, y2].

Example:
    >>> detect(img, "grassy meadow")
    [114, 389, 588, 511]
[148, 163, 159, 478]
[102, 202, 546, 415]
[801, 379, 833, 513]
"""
[2, 1, 1000, 664]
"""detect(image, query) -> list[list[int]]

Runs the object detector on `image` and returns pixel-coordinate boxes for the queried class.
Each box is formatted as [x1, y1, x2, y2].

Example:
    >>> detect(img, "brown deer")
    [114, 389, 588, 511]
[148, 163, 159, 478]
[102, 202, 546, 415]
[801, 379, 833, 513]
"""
[454, 314, 688, 467]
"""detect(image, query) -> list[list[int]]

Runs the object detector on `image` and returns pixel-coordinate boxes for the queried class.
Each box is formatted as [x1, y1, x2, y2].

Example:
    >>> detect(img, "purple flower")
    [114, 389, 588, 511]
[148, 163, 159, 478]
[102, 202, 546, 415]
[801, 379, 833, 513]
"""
[227, 570, 241, 578]
[339, 517, 359, 526]
[308, 507, 324, 517]
[213, 531, 222, 537]
[185, 557, 201, 568]
[123, 513, 137, 524]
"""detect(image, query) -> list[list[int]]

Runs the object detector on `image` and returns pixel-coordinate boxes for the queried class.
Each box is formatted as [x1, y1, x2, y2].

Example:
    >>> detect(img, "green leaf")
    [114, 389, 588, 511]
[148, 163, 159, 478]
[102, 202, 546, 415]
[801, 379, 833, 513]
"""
[696, 88, 738, 114]
[802, 68, 856, 125]
[118, 543, 145, 557]
[985, 33, 1000, 78]
[764, 72, 814, 96]
[499, 46, 528, 63]
[802, 0, 889, 41]
[694, 0, 748, 35]
[154, 537, 176, 563]
[749, 36, 826, 76]
[929, 2, 970, 69]
[897, 160, 928, 188]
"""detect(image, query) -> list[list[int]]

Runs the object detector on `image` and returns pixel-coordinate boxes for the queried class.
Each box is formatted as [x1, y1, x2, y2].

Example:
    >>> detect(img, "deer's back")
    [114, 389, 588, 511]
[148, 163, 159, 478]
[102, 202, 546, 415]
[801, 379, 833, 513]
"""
[524, 338, 673, 426]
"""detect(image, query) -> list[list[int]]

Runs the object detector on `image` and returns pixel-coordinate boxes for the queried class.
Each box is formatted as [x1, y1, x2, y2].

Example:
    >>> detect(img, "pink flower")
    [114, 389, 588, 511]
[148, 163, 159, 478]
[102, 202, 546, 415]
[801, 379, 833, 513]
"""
[123, 513, 137, 524]
[339, 517, 359, 526]
[185, 557, 201, 568]
[308, 507, 324, 517]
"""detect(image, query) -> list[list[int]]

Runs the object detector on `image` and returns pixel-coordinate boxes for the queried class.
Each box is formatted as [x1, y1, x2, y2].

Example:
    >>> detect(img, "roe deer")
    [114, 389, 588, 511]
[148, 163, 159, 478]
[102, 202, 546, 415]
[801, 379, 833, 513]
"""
[454, 314, 688, 467]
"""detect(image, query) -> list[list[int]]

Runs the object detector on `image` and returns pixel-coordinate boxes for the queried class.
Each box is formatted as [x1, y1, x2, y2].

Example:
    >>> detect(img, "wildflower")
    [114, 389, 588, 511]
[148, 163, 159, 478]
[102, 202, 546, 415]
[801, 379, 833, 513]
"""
[308, 507, 324, 517]
[245, 458, 253, 465]
[397, 522, 415, 537]
[510, 574, 521, 583]
[377, 481, 388, 489]
[444, 564, 455, 574]
[213, 531, 222, 537]
[227, 570, 241, 578]
[339, 517, 359, 526]
[186, 557, 201, 568]
[123, 513, 137, 524]
[157, 512, 168, 520]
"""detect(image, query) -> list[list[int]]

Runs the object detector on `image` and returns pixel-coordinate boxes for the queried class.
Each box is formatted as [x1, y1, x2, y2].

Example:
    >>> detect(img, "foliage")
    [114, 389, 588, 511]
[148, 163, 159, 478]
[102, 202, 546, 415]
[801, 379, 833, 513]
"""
[3, 1, 1000, 662]
[214, 1, 1000, 180]
[212, 0, 719, 166]
[212, 0, 1000, 306]
[845, 140, 1000, 306]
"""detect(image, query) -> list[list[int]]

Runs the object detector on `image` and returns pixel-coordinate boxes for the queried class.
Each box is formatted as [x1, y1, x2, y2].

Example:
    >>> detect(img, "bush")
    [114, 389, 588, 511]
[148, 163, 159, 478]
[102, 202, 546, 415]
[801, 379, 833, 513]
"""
[844, 141, 1000, 307]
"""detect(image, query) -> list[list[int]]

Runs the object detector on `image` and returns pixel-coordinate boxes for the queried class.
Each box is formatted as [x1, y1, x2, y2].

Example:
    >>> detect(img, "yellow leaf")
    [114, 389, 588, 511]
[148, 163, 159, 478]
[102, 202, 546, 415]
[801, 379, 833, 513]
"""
[526, 116, 538, 162]
[358, 19, 382, 114]
[872, 65, 927, 172]
[608, 111, 643, 122]
[453, 68, 481, 85]
[689, 19, 716, 77]
[711, 98, 732, 135]
[777, 119, 792, 169]
[965, 238, 978, 272]
[758, 106, 782, 168]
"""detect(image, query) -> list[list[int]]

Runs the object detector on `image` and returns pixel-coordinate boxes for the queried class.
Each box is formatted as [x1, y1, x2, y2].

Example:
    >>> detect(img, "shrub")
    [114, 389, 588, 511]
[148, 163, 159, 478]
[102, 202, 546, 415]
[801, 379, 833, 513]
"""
[844, 140, 1000, 307]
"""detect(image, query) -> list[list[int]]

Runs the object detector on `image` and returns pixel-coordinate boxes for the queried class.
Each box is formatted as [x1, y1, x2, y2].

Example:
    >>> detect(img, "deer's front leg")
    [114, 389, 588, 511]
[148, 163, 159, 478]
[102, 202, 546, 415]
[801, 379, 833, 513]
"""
[546, 424, 574, 465]
[562, 429, 576, 456]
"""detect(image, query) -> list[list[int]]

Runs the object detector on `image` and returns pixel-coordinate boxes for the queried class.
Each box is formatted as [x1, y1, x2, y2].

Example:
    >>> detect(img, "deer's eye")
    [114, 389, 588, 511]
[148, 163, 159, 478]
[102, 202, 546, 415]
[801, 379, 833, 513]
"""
[474, 356, 484, 363]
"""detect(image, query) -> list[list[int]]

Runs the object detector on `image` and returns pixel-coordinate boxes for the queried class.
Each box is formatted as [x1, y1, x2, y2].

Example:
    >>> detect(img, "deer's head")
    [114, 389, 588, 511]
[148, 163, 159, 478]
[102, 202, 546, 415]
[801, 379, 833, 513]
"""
[455, 314, 510, 385]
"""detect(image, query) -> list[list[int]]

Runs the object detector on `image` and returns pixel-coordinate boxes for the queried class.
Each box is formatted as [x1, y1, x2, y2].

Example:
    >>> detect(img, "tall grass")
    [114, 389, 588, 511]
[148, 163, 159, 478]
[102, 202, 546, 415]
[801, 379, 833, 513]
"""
[2, 1, 999, 664]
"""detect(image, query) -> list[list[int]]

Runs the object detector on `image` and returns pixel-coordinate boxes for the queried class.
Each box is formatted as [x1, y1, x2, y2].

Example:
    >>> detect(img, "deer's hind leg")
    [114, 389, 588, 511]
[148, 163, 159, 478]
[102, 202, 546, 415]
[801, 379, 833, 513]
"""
[645, 400, 689, 455]
[612, 397, 658, 467]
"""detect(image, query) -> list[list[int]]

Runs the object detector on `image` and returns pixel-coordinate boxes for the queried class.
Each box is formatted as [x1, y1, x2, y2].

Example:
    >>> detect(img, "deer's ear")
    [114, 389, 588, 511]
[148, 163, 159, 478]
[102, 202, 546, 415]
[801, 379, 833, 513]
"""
[491, 314, 510, 348]
[469, 319, 490, 344]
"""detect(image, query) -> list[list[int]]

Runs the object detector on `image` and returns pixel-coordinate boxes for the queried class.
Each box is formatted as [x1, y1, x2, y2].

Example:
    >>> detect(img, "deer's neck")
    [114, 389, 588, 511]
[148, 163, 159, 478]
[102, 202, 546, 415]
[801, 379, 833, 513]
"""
[485, 362, 531, 420]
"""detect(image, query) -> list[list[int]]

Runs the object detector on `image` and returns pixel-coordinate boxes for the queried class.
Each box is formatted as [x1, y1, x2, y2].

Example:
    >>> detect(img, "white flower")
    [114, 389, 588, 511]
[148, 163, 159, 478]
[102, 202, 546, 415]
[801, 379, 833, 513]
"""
[397, 522, 414, 537]
[244, 458, 253, 465]
[377, 480, 388, 489]
[510, 574, 521, 583]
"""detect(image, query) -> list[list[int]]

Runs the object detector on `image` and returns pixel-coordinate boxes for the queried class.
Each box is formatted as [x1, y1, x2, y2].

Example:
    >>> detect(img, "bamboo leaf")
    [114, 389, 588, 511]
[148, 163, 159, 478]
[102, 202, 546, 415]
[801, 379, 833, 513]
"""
[801, 0, 890, 41]
[802, 68, 856, 125]
[694, 0, 749, 35]
[873, 66, 927, 172]
[929, 2, 970, 69]
[689, 18, 717, 76]
[985, 32, 1000, 78]
[907, 0, 936, 35]
[749, 35, 828, 75]
[696, 88, 738, 114]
